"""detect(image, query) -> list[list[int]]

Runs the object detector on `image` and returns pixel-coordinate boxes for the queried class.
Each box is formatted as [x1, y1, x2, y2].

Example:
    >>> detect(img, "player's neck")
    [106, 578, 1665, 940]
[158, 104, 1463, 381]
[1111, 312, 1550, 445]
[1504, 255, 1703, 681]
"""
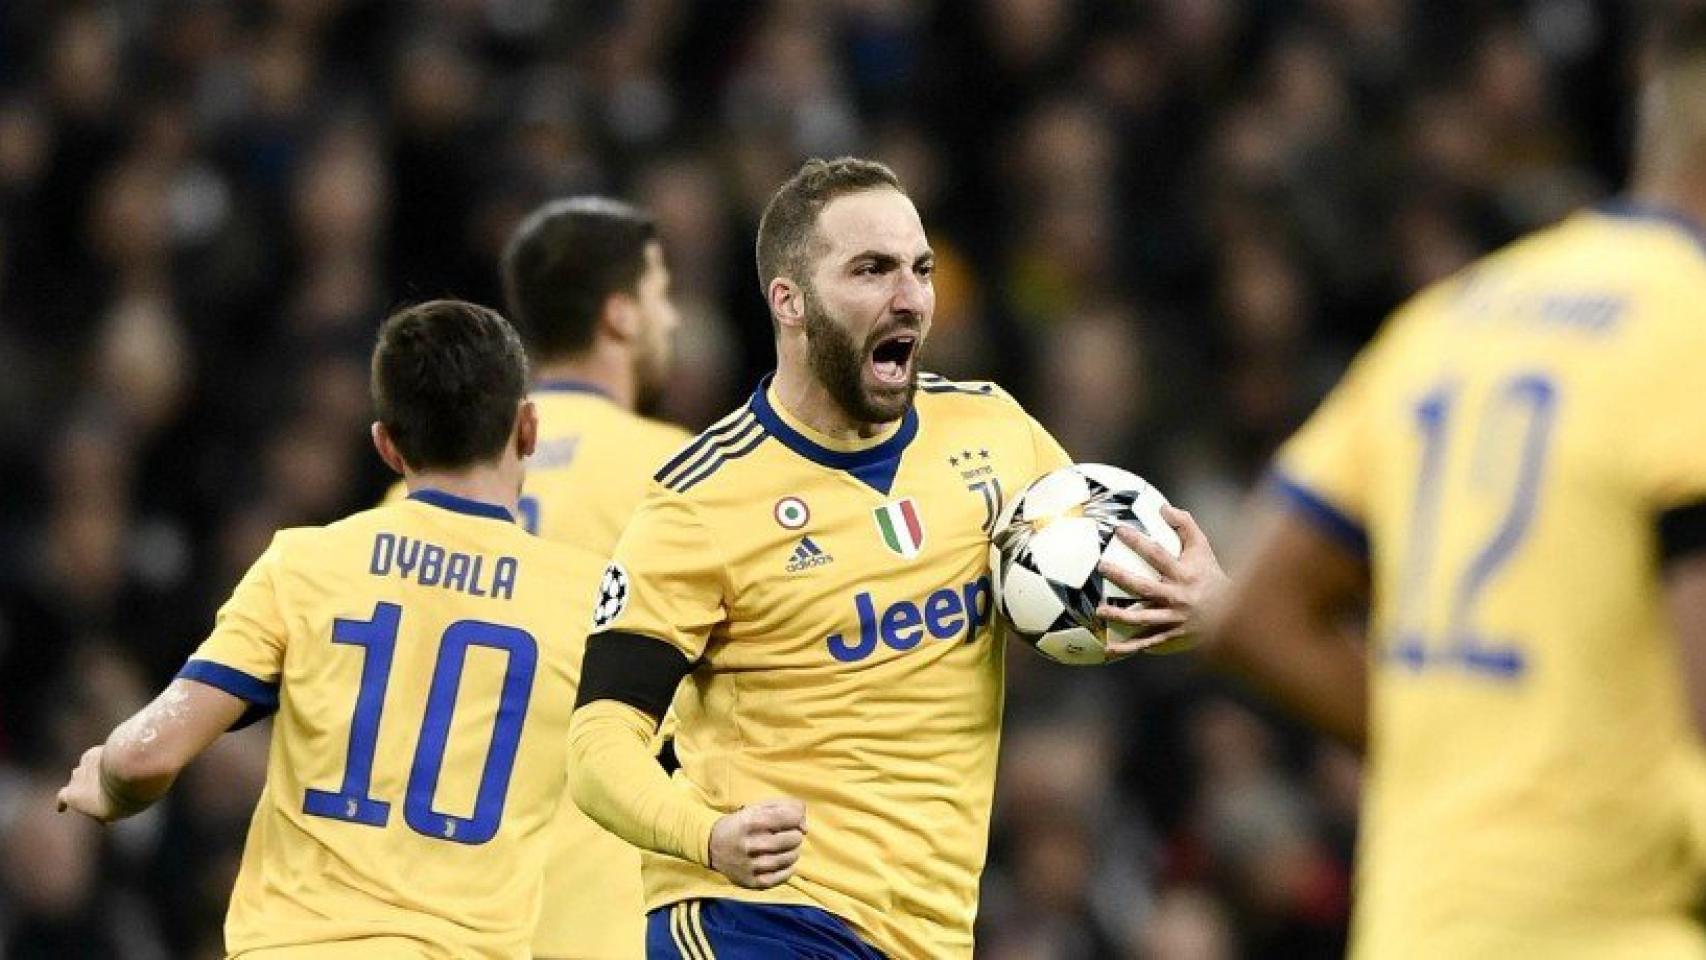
[404, 469, 523, 521]
[1629, 172, 1706, 231]
[770, 364, 896, 442]
[533, 352, 633, 410]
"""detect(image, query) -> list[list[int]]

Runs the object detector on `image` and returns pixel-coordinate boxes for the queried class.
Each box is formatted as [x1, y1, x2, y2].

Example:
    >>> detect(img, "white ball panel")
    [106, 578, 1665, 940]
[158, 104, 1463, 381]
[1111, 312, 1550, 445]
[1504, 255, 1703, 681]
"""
[1000, 562, 1067, 635]
[1074, 462, 1147, 495]
[1035, 626, 1107, 666]
[1099, 535, 1157, 603]
[988, 542, 1005, 604]
[1132, 485, 1182, 555]
[1026, 516, 1104, 587]
[1019, 468, 1091, 521]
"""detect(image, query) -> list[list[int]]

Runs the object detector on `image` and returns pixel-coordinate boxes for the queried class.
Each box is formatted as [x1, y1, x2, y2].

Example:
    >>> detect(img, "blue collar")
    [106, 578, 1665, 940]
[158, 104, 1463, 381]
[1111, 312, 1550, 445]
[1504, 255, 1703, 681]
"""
[407, 488, 516, 523]
[533, 378, 613, 400]
[747, 374, 918, 495]
[1596, 200, 1706, 257]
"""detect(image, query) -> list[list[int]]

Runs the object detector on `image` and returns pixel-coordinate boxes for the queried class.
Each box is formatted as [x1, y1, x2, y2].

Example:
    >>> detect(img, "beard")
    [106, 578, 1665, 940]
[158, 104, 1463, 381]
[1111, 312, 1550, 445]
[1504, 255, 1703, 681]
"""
[803, 293, 918, 425]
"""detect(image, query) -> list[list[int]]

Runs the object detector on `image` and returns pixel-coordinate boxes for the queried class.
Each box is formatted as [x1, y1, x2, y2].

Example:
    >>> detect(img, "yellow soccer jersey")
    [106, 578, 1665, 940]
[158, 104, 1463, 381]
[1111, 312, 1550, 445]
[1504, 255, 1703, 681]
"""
[179, 491, 604, 959]
[383, 382, 687, 959]
[1276, 203, 1706, 958]
[385, 382, 689, 549]
[521, 382, 687, 959]
[594, 373, 1071, 959]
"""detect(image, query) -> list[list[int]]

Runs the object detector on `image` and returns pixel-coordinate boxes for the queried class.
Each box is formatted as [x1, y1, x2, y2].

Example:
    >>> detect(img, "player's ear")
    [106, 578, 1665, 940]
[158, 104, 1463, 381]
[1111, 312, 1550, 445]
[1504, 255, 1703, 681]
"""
[602, 292, 640, 342]
[770, 278, 805, 332]
[514, 400, 539, 460]
[372, 422, 408, 476]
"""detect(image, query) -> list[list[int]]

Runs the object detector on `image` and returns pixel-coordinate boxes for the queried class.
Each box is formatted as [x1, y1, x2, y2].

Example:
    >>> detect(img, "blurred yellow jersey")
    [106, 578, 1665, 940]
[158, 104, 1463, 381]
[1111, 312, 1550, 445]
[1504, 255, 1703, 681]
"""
[383, 382, 687, 959]
[179, 491, 602, 959]
[599, 374, 1071, 959]
[1277, 204, 1706, 958]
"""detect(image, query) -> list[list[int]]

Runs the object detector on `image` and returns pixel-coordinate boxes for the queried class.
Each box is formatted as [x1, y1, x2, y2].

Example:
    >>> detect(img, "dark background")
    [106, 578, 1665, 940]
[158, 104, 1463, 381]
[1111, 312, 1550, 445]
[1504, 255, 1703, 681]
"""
[0, 1, 1643, 957]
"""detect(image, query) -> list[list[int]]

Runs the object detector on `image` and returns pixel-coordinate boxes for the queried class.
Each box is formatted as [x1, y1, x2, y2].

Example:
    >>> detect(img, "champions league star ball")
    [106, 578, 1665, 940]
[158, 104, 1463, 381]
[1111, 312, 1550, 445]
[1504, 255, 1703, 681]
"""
[991, 464, 1183, 665]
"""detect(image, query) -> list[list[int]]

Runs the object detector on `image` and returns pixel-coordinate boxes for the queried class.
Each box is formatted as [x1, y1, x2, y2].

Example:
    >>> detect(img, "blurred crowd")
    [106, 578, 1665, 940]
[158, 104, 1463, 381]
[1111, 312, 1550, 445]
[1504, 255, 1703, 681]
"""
[0, 0, 1641, 957]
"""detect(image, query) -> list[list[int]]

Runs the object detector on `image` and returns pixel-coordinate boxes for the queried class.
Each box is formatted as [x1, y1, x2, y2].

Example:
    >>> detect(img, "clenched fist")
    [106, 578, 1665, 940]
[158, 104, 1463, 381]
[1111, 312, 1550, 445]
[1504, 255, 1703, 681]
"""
[708, 799, 807, 889]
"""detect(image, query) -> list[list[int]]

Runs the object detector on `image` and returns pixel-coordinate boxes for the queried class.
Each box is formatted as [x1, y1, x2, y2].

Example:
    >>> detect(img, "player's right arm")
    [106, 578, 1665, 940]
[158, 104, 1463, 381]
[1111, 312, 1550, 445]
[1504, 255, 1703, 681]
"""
[58, 679, 247, 821]
[1631, 313, 1706, 743]
[1197, 327, 1389, 750]
[566, 486, 806, 889]
[59, 535, 291, 821]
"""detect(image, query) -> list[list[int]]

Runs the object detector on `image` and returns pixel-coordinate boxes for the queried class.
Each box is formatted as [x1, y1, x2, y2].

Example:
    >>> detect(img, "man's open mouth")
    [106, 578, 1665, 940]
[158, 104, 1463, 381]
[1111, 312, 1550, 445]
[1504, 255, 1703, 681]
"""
[869, 332, 917, 386]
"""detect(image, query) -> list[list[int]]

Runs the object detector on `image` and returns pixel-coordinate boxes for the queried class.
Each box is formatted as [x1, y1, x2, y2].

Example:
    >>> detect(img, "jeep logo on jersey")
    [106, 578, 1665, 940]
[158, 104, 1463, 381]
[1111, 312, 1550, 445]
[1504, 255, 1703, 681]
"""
[873, 498, 925, 559]
[825, 575, 993, 662]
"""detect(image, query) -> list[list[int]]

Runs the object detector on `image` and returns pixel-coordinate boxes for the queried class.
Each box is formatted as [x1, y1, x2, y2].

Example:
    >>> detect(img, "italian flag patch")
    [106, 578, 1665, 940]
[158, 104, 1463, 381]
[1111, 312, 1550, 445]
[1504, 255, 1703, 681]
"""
[873, 498, 925, 559]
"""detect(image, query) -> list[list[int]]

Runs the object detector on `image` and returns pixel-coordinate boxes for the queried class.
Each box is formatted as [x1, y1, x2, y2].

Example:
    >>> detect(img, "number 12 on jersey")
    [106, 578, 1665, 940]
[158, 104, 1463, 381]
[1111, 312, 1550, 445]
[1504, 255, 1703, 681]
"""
[1387, 373, 1558, 679]
[303, 602, 538, 844]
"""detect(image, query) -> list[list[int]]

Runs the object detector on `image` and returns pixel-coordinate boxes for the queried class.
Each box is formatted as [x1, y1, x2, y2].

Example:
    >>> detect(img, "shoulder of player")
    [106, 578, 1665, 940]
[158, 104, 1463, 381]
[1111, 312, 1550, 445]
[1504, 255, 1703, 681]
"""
[513, 532, 605, 580]
[651, 403, 772, 495]
[252, 519, 352, 570]
[629, 411, 694, 456]
[914, 371, 1033, 423]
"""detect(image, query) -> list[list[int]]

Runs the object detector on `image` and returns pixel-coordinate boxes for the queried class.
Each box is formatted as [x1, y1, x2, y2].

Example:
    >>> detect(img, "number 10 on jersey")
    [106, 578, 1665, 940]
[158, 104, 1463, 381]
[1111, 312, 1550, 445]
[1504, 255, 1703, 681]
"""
[303, 602, 538, 845]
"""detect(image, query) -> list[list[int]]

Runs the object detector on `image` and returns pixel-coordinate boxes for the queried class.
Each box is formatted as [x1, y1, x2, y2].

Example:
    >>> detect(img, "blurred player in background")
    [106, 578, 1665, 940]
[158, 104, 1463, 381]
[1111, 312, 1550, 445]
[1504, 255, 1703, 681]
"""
[495, 197, 688, 552]
[1105, 10, 1706, 957]
[563, 157, 1217, 959]
[400, 196, 689, 959]
[58, 300, 607, 959]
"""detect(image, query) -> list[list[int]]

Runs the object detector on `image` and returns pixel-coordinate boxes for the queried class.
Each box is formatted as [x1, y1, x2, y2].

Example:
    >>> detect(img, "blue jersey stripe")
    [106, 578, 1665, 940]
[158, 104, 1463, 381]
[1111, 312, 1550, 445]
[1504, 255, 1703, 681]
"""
[178, 659, 281, 729]
[656, 411, 757, 486]
[661, 416, 764, 492]
[1267, 470, 1370, 557]
[674, 425, 770, 493]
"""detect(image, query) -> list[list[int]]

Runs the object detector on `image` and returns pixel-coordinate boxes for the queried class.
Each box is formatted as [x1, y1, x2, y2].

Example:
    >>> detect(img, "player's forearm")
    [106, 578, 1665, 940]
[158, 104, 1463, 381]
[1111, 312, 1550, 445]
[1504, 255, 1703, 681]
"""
[567, 699, 721, 868]
[102, 678, 249, 817]
[99, 715, 191, 817]
[1211, 607, 1368, 750]
[97, 745, 174, 818]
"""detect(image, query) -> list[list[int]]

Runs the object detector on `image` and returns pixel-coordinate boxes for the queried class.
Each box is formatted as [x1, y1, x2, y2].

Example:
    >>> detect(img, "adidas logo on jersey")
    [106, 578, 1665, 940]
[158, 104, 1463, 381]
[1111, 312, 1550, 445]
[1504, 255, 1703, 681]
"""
[785, 536, 834, 573]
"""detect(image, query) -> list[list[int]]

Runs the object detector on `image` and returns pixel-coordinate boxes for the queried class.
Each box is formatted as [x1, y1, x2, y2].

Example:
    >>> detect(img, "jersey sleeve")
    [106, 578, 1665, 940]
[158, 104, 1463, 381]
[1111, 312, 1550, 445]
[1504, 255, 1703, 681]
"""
[596, 484, 727, 660]
[1619, 310, 1706, 560]
[985, 382, 1074, 481]
[1027, 414, 1073, 478]
[177, 535, 290, 723]
[1269, 330, 1396, 558]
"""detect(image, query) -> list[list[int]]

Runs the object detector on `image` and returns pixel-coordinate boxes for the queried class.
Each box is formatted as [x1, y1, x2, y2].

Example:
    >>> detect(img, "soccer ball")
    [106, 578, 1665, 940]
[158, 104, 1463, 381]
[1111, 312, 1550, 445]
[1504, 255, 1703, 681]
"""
[991, 464, 1182, 665]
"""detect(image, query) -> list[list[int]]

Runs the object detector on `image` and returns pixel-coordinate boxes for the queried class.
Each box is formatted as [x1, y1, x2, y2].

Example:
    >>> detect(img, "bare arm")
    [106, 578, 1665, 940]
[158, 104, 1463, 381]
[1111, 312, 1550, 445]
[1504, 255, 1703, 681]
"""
[57, 678, 249, 822]
[1207, 508, 1370, 751]
[1665, 553, 1706, 742]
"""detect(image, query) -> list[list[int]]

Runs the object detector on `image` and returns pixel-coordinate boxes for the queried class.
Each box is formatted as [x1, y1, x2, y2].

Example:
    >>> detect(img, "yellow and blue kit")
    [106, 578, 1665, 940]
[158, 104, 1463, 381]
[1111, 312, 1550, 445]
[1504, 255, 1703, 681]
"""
[178, 490, 603, 959]
[570, 373, 1072, 959]
[1276, 203, 1706, 958]
[383, 380, 687, 958]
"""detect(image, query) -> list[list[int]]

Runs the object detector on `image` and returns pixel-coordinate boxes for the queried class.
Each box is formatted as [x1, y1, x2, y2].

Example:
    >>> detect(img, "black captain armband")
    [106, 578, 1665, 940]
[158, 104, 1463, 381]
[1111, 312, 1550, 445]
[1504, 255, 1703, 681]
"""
[1660, 499, 1706, 565]
[575, 631, 695, 720]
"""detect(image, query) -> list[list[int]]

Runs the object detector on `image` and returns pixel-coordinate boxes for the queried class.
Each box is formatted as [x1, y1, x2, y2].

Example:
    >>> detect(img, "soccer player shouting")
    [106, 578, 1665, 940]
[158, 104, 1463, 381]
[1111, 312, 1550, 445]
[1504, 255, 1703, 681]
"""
[566, 158, 1219, 959]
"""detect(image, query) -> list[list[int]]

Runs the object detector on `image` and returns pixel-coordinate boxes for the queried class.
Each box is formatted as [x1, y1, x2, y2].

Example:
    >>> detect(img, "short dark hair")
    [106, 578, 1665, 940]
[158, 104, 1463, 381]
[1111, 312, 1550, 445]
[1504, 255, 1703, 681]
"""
[371, 299, 529, 471]
[500, 197, 658, 362]
[755, 157, 904, 295]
